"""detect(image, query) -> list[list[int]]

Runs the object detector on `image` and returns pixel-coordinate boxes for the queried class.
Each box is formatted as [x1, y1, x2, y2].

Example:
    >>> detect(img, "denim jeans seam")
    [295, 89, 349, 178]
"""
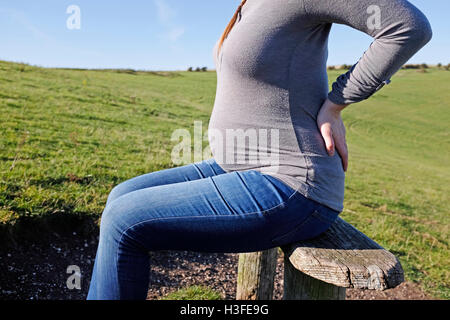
[235, 171, 264, 212]
[115, 213, 258, 279]
[192, 162, 207, 179]
[114, 185, 303, 284]
[208, 161, 219, 175]
[270, 209, 319, 245]
[209, 158, 228, 175]
[115, 185, 302, 252]
[311, 209, 338, 224]
[210, 176, 239, 215]
[207, 158, 225, 175]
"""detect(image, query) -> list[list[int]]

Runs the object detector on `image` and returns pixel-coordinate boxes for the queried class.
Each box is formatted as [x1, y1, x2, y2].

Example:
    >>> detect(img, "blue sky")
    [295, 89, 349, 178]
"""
[0, 0, 448, 71]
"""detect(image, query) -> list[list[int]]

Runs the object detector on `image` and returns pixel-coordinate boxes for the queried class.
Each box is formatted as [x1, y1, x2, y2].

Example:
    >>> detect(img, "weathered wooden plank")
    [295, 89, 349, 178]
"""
[236, 248, 278, 300]
[283, 254, 346, 300]
[281, 217, 404, 290]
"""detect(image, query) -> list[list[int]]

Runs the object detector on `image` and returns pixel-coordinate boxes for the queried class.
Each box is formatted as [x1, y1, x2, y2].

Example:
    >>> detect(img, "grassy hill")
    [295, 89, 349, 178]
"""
[0, 60, 448, 298]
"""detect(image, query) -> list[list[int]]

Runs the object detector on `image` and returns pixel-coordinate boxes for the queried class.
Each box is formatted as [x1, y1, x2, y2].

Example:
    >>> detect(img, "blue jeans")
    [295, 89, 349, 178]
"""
[86, 158, 340, 300]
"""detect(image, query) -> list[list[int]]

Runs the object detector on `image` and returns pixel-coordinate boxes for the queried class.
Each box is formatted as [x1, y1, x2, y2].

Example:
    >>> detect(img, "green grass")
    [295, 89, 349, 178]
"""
[0, 61, 216, 240]
[327, 68, 450, 299]
[0, 60, 448, 299]
[159, 285, 223, 300]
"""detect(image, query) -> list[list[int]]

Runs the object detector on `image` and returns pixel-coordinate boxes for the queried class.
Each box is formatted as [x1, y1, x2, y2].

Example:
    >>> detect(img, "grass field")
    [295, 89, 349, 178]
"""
[0, 60, 448, 299]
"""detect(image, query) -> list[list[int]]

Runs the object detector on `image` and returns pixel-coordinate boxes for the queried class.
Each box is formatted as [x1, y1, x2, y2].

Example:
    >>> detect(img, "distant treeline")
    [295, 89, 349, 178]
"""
[327, 63, 450, 71]
[188, 66, 208, 72]
[4, 60, 449, 73]
[402, 63, 450, 70]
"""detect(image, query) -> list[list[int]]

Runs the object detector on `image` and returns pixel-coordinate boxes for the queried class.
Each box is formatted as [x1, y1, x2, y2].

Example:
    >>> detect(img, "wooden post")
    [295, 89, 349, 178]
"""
[236, 248, 278, 300]
[236, 217, 404, 300]
[283, 254, 346, 300]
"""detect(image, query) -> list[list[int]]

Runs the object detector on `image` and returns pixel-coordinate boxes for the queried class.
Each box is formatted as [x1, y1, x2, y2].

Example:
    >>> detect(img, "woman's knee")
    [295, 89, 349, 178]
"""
[106, 175, 146, 206]
[106, 172, 158, 205]
[99, 195, 153, 252]
[106, 182, 129, 206]
[99, 197, 133, 240]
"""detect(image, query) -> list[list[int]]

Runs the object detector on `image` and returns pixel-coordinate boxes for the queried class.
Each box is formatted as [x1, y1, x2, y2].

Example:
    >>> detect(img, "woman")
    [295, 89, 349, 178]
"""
[87, 0, 432, 299]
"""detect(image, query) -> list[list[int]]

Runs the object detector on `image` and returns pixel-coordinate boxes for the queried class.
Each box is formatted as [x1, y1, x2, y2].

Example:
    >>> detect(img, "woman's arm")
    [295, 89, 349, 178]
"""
[304, 0, 432, 170]
[303, 0, 432, 104]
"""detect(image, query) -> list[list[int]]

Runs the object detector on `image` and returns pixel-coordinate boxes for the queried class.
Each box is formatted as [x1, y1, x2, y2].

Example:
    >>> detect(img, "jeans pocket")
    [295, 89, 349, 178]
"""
[270, 208, 339, 246]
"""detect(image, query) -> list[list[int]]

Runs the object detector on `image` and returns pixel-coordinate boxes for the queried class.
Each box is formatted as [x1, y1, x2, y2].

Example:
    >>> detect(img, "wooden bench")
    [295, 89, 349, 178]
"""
[236, 217, 404, 300]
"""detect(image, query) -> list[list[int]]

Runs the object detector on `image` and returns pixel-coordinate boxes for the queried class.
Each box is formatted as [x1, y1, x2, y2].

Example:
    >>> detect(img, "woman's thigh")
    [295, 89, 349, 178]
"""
[106, 158, 226, 206]
[100, 169, 340, 253]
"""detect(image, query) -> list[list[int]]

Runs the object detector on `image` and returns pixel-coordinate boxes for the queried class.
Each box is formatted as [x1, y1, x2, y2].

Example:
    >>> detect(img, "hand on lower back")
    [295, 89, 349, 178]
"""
[317, 98, 349, 172]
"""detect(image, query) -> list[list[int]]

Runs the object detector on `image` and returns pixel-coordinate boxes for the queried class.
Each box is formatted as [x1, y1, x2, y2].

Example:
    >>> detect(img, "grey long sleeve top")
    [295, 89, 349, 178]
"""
[208, 0, 432, 212]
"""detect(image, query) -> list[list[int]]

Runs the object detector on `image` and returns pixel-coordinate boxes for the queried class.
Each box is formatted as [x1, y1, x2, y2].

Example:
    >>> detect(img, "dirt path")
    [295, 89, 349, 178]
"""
[0, 233, 433, 300]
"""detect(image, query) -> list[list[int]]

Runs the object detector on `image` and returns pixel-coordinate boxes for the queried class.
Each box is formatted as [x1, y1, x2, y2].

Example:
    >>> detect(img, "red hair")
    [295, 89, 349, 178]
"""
[217, 0, 247, 57]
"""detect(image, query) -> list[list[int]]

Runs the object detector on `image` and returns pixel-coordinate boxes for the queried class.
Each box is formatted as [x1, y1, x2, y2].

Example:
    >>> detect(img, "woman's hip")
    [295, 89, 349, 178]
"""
[99, 166, 339, 252]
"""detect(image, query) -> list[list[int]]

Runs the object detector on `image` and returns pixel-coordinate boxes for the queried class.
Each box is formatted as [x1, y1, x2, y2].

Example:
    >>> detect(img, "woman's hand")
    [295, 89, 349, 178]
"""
[317, 98, 349, 172]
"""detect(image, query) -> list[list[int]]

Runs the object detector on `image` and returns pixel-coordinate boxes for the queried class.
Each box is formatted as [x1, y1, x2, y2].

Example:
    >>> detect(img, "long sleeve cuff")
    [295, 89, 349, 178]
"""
[328, 70, 392, 105]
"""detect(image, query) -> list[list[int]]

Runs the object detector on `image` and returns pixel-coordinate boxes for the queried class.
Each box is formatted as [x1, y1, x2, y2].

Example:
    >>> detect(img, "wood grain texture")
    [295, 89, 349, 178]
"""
[283, 254, 346, 300]
[236, 248, 278, 300]
[281, 217, 404, 290]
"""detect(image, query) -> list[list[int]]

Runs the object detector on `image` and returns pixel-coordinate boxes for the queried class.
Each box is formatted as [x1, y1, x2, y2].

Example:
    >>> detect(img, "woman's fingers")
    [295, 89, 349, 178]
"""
[317, 98, 349, 171]
[335, 136, 348, 172]
[320, 123, 335, 156]
[319, 120, 348, 172]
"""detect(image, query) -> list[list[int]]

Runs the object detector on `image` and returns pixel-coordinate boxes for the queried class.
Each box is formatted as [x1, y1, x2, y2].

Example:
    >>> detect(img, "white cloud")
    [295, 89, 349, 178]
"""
[167, 26, 185, 42]
[154, 0, 175, 23]
[153, 0, 185, 42]
[0, 8, 53, 42]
